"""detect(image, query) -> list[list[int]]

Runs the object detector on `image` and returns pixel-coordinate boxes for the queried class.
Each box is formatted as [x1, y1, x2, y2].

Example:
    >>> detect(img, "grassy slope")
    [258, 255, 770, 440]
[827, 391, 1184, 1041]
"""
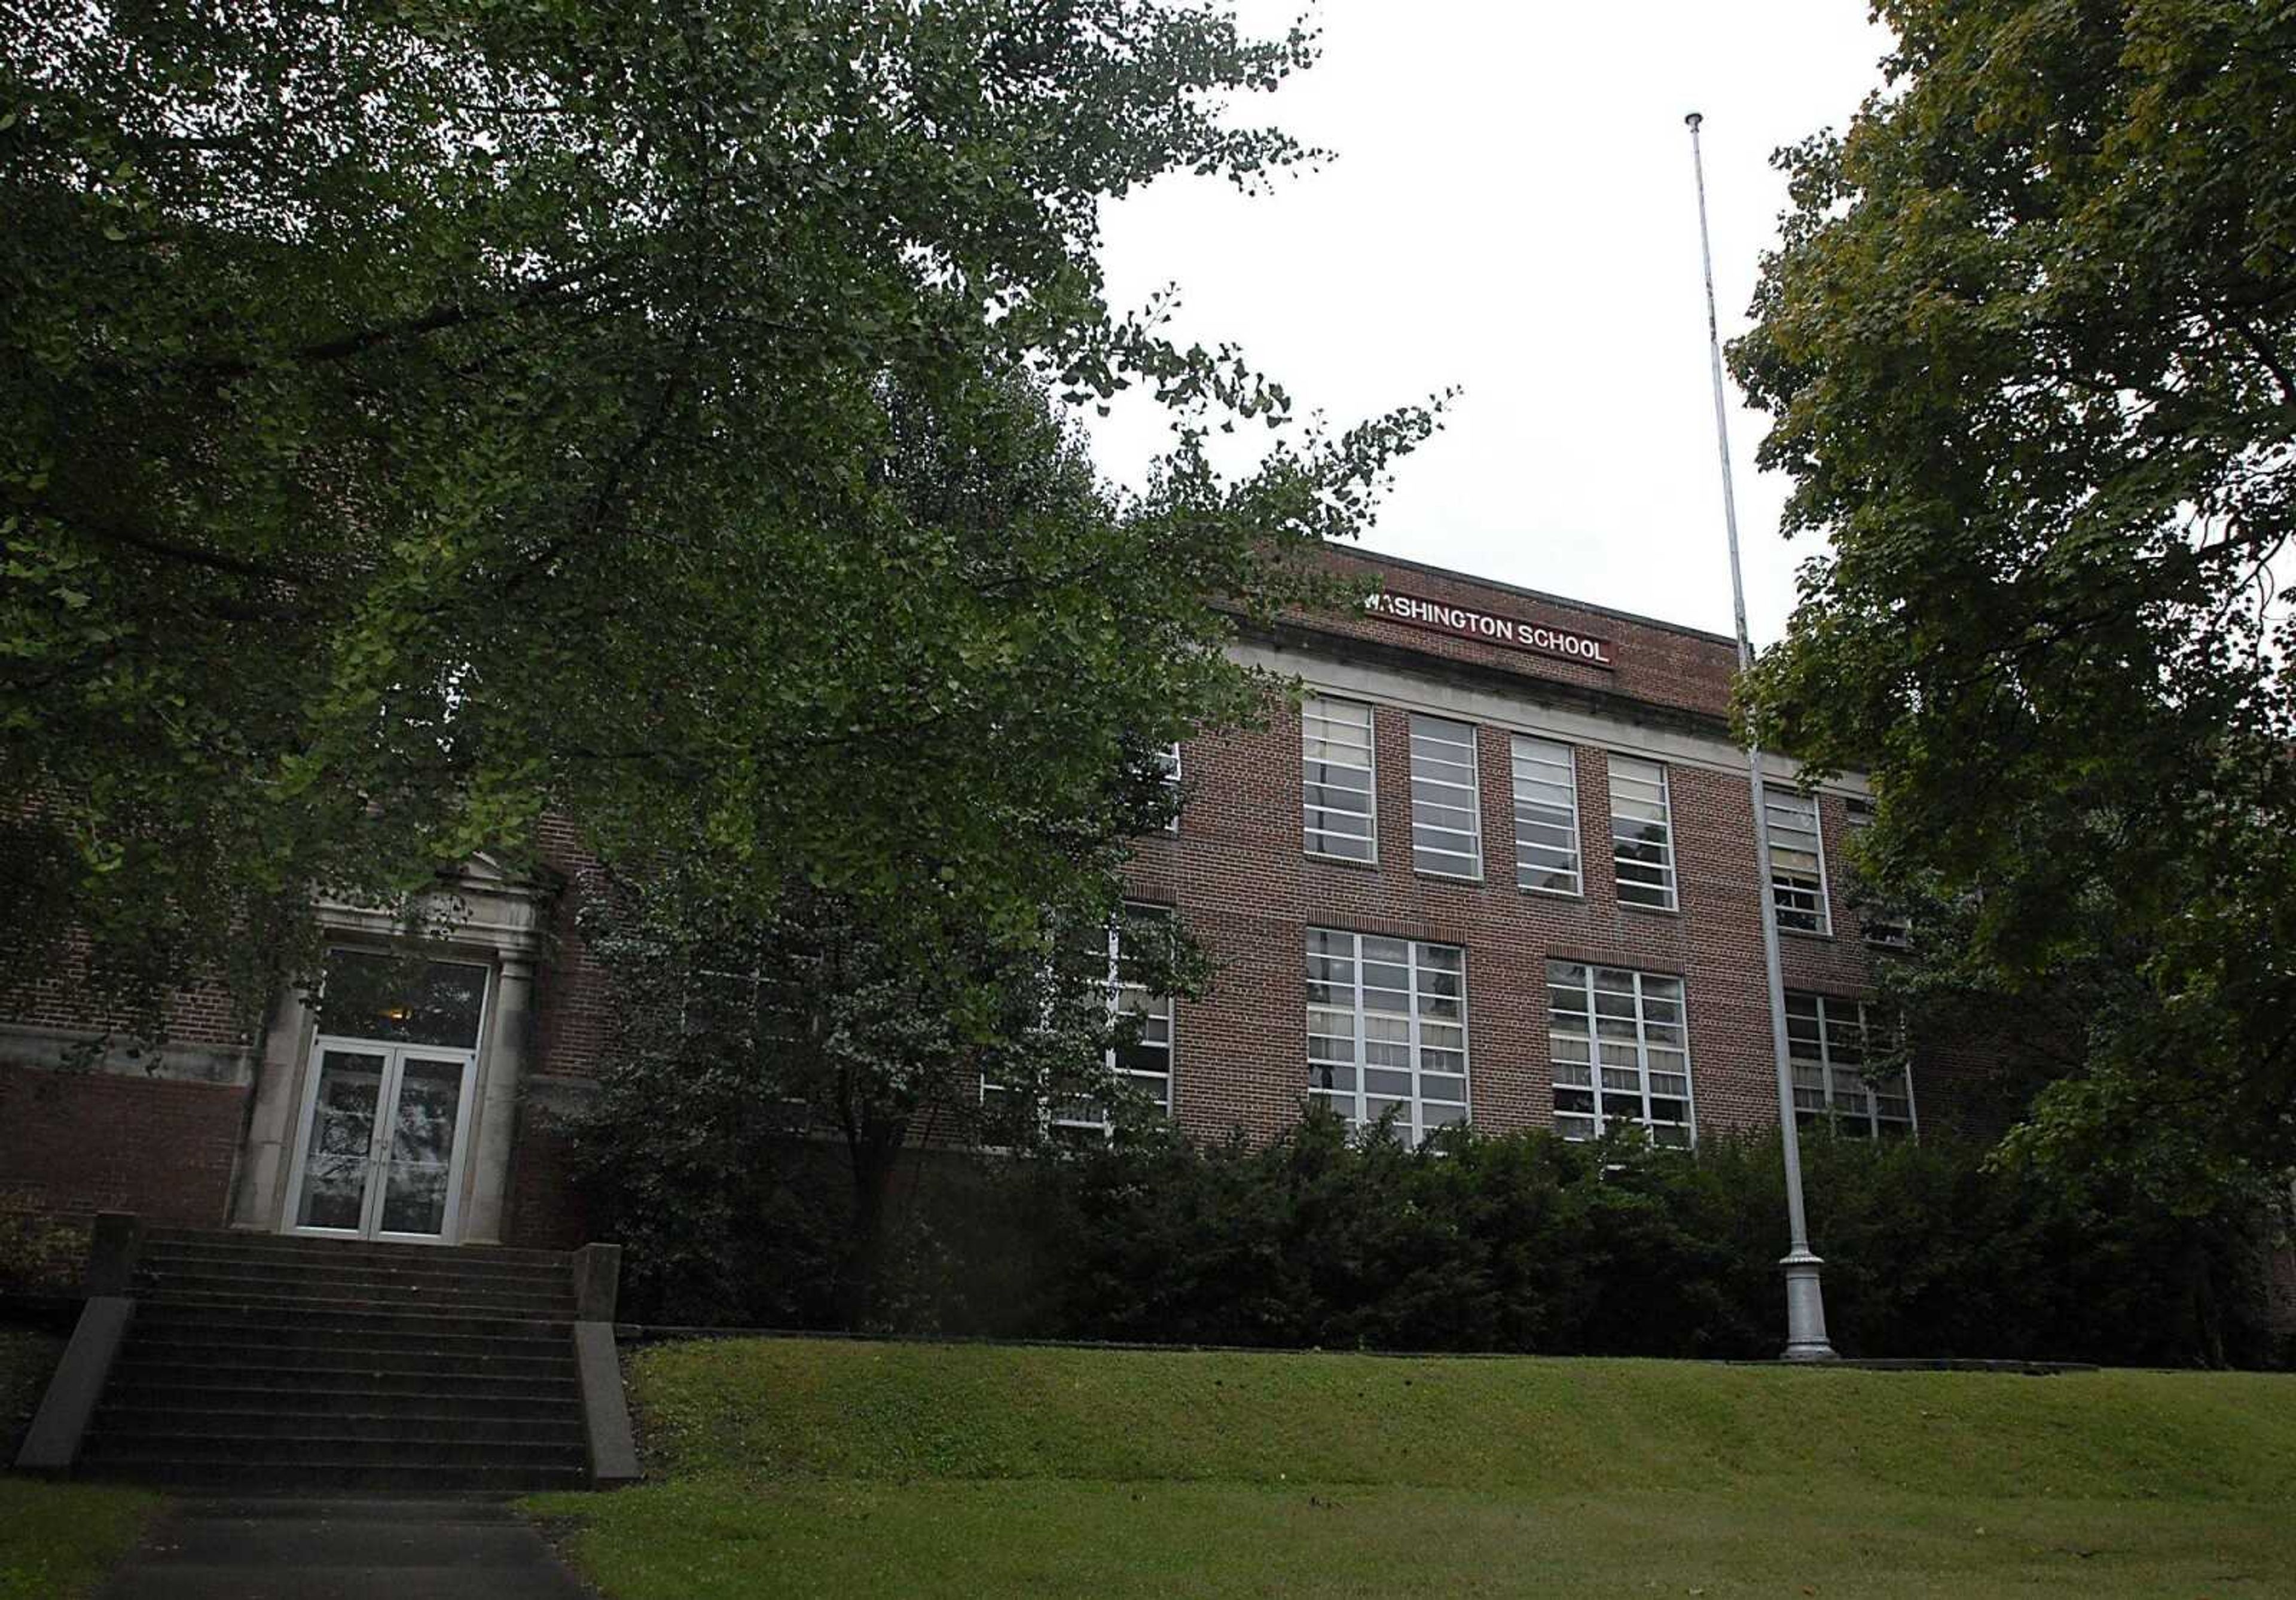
[533, 1338, 2296, 1599]
[0, 1329, 160, 1600]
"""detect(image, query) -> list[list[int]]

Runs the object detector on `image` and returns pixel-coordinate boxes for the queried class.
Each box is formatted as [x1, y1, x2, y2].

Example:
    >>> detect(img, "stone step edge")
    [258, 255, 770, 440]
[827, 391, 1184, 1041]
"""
[142, 1229, 569, 1265]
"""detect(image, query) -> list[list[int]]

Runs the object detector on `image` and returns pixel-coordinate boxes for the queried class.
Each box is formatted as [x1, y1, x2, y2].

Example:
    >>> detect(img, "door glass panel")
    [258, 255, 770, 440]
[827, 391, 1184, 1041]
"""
[377, 1057, 466, 1236]
[295, 1049, 384, 1230]
[318, 950, 488, 1049]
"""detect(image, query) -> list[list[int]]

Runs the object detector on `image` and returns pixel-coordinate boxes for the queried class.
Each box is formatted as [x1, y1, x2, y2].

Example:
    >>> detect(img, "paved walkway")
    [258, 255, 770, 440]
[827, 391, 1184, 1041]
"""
[95, 1496, 593, 1599]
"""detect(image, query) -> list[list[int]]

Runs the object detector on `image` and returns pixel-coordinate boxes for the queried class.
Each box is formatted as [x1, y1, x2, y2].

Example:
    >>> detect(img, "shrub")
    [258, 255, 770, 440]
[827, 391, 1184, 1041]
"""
[573, 1104, 2283, 1367]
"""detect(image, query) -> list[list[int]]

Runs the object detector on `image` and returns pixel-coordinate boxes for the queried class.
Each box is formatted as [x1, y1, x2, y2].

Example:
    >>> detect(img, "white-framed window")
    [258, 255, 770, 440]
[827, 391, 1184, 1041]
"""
[1305, 929, 1468, 1145]
[1608, 756, 1677, 911]
[1766, 788, 1830, 935]
[1158, 741, 1183, 833]
[1844, 796, 1912, 947]
[1107, 905, 1174, 1116]
[1546, 961, 1694, 1147]
[1786, 992, 1913, 1138]
[1409, 714, 1482, 879]
[1043, 907, 1180, 1135]
[1511, 735, 1582, 896]
[1303, 695, 1377, 862]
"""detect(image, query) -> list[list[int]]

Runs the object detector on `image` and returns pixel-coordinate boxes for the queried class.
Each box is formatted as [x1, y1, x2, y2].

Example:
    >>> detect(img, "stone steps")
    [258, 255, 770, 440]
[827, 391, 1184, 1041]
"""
[78, 1227, 596, 1491]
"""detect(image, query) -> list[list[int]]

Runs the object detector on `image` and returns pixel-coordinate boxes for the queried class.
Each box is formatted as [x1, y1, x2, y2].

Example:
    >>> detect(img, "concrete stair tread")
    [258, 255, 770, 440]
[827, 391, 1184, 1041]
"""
[76, 1459, 591, 1491]
[142, 1227, 570, 1267]
[83, 1431, 585, 1460]
[142, 1263, 575, 1293]
[95, 1409, 585, 1444]
[108, 1375, 582, 1402]
[112, 1342, 579, 1377]
[62, 1228, 619, 1493]
[139, 1290, 570, 1320]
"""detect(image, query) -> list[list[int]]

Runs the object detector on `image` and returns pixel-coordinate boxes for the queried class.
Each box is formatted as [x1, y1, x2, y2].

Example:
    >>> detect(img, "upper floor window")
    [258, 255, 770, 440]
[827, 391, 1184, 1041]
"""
[1845, 796, 1912, 947]
[1408, 714, 1482, 879]
[1766, 788, 1830, 935]
[1158, 741, 1182, 833]
[1546, 961, 1694, 1146]
[1608, 756, 1677, 910]
[1511, 735, 1582, 896]
[1306, 929, 1468, 1146]
[1785, 992, 1913, 1138]
[1302, 696, 1377, 862]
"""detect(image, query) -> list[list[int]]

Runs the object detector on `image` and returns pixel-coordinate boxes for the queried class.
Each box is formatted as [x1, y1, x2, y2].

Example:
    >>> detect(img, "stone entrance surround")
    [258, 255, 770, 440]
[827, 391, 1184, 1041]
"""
[234, 857, 552, 1246]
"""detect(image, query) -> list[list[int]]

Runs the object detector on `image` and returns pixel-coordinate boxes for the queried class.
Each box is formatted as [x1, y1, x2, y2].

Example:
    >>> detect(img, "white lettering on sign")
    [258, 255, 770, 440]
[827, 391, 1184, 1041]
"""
[1361, 591, 1613, 668]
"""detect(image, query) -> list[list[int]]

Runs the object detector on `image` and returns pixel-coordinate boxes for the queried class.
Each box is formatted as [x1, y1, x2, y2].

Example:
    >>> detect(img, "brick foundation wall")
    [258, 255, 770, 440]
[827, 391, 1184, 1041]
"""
[0, 1063, 245, 1228]
[503, 1100, 590, 1250]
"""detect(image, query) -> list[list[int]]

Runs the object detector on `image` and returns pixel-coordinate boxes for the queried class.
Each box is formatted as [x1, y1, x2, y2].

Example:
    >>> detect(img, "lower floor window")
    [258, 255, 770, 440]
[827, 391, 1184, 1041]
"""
[1306, 929, 1468, 1144]
[1786, 992, 1913, 1137]
[1546, 961, 1694, 1146]
[1036, 906, 1176, 1137]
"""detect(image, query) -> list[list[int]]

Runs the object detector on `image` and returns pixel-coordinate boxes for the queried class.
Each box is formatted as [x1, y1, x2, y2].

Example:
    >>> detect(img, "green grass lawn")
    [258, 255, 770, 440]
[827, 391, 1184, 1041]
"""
[0, 1327, 160, 1600]
[529, 1338, 2296, 1598]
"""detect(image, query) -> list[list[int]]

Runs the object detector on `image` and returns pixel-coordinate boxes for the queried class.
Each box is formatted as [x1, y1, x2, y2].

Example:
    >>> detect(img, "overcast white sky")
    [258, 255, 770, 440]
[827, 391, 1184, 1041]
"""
[1089, 1, 1896, 643]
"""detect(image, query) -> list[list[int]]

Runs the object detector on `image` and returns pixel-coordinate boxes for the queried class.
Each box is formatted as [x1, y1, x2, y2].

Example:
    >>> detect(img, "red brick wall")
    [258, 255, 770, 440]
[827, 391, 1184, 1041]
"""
[0, 931, 249, 1050]
[0, 1064, 244, 1226]
[1130, 700, 1913, 1144]
[503, 1100, 590, 1250]
[531, 815, 615, 1083]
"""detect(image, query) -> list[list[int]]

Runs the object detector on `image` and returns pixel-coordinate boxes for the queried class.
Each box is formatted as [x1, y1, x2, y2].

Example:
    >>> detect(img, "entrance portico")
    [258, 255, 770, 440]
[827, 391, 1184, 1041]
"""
[233, 857, 551, 1247]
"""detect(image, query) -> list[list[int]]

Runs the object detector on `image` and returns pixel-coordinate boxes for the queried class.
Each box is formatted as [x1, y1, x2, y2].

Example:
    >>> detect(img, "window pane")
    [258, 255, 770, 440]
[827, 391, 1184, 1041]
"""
[1545, 959, 1695, 1146]
[1512, 735, 1581, 894]
[1784, 990, 1916, 1138]
[1304, 929, 1471, 1146]
[1303, 697, 1377, 860]
[318, 951, 487, 1049]
[1766, 789, 1830, 935]
[1409, 714, 1482, 878]
[1607, 758, 1676, 911]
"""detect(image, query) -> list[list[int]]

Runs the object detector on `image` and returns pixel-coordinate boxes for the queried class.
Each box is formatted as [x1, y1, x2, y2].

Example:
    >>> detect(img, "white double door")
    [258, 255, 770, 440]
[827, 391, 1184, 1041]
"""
[286, 1039, 479, 1242]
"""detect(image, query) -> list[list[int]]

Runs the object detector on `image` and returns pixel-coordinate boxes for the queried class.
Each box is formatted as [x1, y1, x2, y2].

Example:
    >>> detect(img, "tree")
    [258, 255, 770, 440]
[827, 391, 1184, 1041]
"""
[575, 868, 1201, 1325]
[567, 367, 1218, 1322]
[0, 1, 1435, 1027]
[1731, 0, 2296, 1193]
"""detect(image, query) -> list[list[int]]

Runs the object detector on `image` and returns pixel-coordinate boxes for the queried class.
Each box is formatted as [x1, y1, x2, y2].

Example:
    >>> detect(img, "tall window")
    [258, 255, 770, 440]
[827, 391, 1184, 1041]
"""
[1511, 735, 1582, 896]
[1158, 741, 1183, 833]
[1845, 796, 1911, 946]
[1546, 962, 1694, 1146]
[1306, 930, 1468, 1145]
[1786, 993, 1913, 1138]
[1766, 789, 1830, 934]
[1109, 908, 1174, 1115]
[1409, 714, 1482, 878]
[1303, 696, 1376, 862]
[1608, 756, 1677, 910]
[1018, 908, 1177, 1137]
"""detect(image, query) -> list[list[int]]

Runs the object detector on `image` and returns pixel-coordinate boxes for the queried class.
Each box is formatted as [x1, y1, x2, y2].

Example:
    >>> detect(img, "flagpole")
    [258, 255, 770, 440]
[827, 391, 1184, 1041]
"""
[1684, 110, 1836, 1361]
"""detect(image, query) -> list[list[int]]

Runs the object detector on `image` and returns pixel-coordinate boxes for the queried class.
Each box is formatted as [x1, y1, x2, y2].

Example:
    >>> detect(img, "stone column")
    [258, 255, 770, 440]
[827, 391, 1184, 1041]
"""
[233, 988, 315, 1231]
[460, 955, 535, 1245]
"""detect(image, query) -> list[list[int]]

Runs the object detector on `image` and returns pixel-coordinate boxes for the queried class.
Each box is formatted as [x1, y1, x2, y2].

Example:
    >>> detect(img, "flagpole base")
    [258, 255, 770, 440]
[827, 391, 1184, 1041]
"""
[1780, 1250, 1837, 1362]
